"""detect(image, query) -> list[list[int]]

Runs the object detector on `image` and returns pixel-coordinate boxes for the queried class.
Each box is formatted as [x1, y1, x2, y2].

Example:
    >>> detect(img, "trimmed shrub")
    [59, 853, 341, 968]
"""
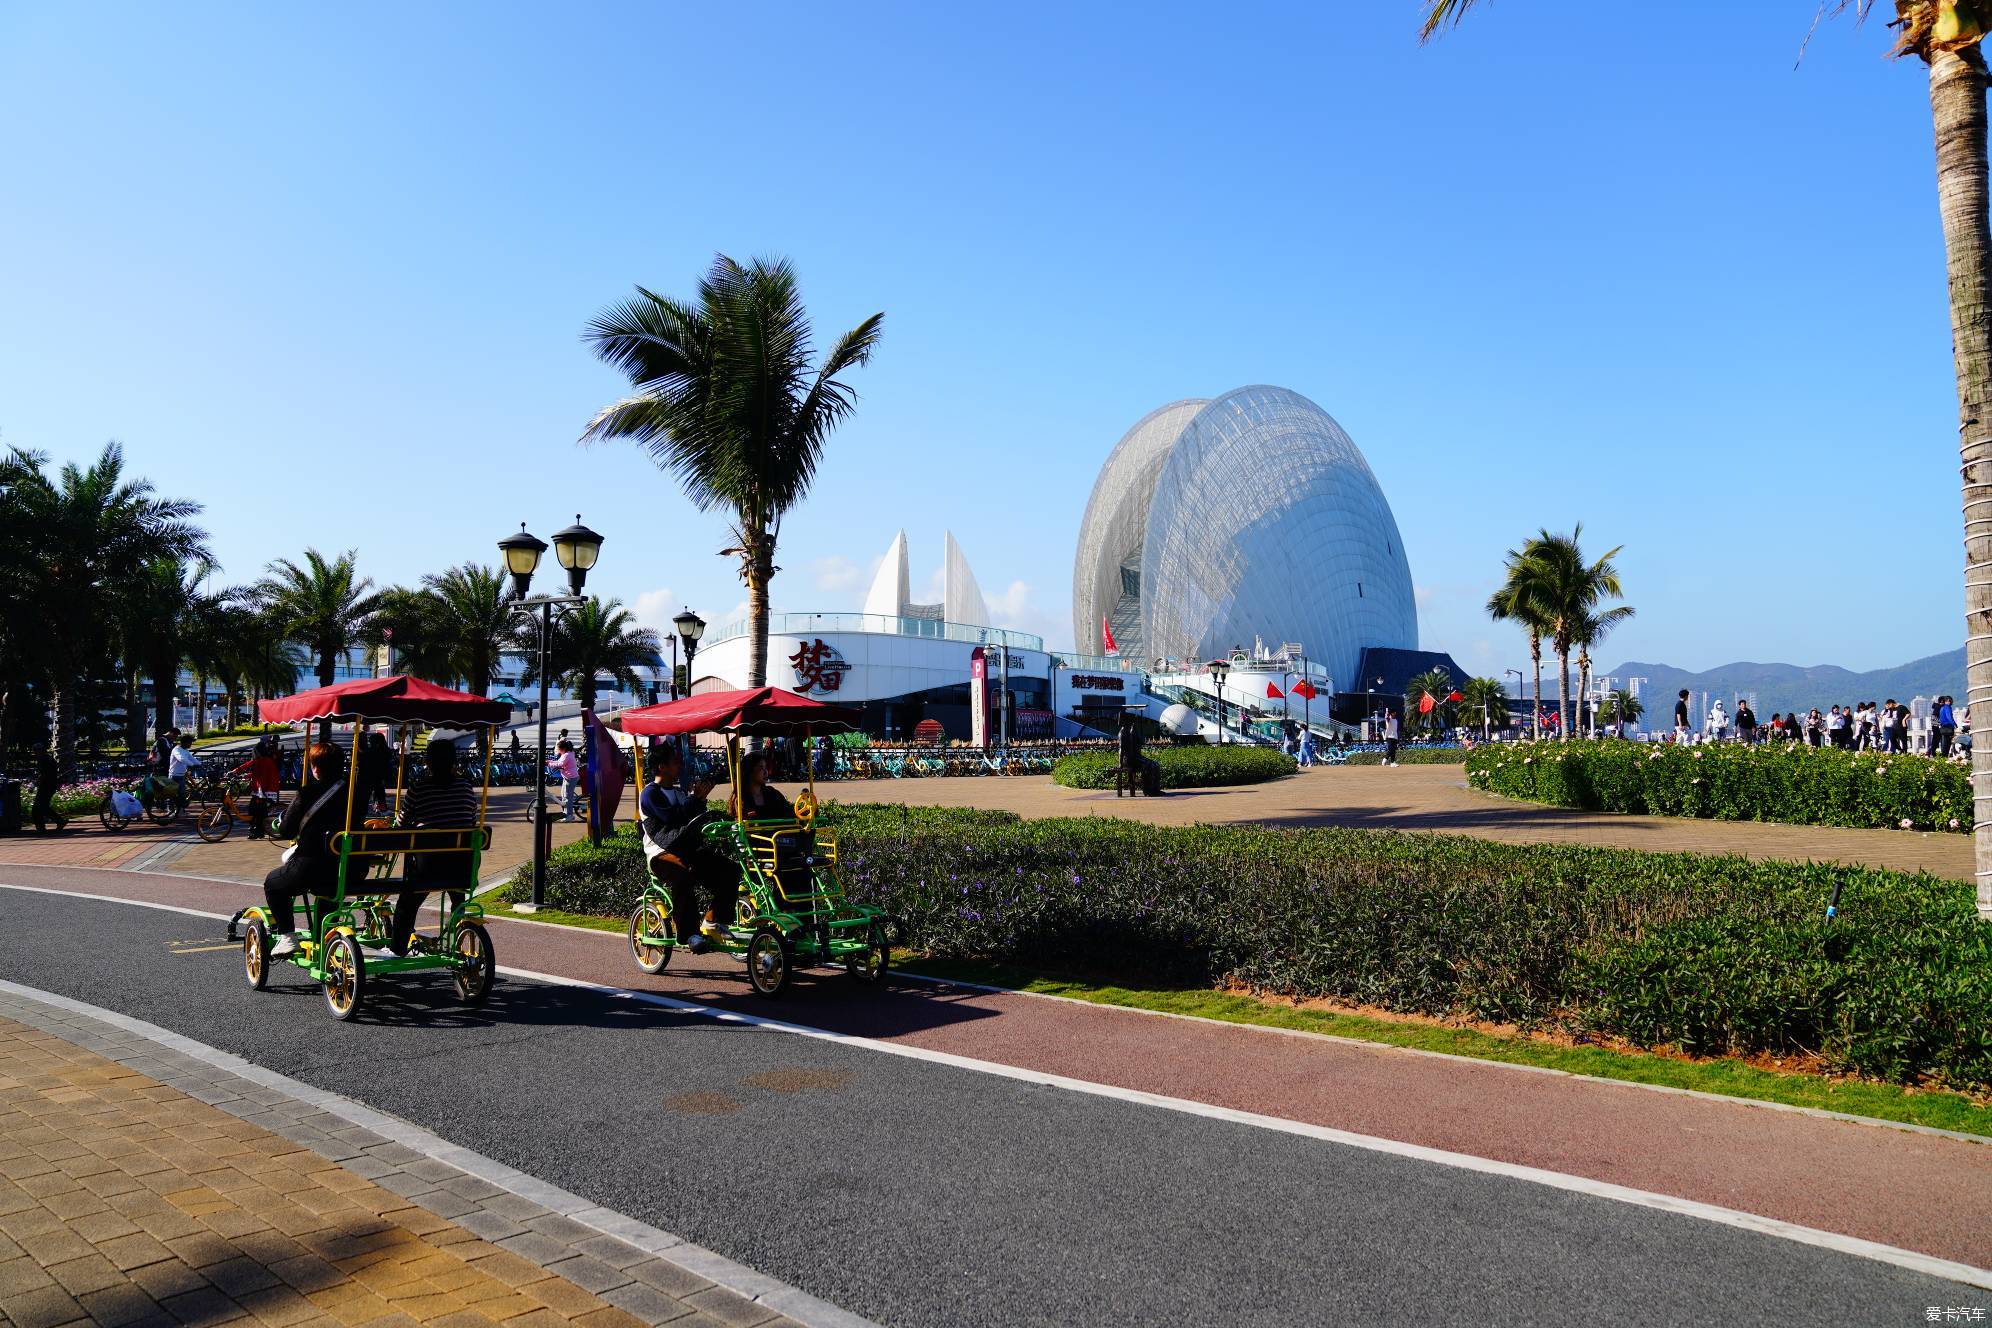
[1052, 745, 1295, 789]
[521, 803, 1992, 1090]
[1465, 739, 1972, 833]
[1344, 746, 1468, 766]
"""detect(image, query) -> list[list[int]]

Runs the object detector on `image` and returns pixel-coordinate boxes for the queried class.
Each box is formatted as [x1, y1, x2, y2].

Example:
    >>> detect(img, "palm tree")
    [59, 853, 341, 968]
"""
[1421, 0, 1992, 931]
[518, 597, 660, 712]
[413, 565, 512, 695]
[1504, 528, 1628, 741]
[1572, 600, 1636, 738]
[1600, 688, 1644, 731]
[1459, 677, 1511, 739]
[1487, 551, 1553, 739]
[8, 445, 206, 777]
[0, 447, 49, 755]
[1403, 667, 1458, 735]
[231, 604, 304, 716]
[256, 549, 384, 690]
[581, 255, 883, 689]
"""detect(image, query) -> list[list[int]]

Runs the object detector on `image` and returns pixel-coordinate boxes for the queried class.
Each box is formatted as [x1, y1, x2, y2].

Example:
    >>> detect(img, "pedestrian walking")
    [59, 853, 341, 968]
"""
[1734, 701, 1757, 745]
[1298, 728, 1316, 767]
[547, 738, 581, 821]
[1806, 708, 1824, 747]
[1382, 709, 1400, 766]
[1936, 694, 1958, 757]
[31, 748, 67, 833]
[1673, 689, 1691, 744]
[1887, 700, 1910, 754]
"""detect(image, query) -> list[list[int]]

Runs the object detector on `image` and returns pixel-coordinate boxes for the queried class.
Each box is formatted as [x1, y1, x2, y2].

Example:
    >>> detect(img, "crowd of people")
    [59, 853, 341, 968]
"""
[1667, 690, 1966, 755]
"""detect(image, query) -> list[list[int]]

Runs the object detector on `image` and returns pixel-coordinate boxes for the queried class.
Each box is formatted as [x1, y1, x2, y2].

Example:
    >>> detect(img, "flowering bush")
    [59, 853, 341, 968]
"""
[1465, 739, 1972, 833]
[525, 803, 1992, 1090]
[13, 777, 127, 820]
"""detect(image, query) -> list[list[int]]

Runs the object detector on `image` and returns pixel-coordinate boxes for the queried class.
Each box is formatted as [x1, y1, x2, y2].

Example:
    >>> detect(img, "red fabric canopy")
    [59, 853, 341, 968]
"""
[257, 676, 511, 727]
[611, 687, 861, 738]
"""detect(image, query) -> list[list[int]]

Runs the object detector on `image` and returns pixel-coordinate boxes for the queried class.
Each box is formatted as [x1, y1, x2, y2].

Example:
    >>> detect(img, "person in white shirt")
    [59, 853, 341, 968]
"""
[1706, 700, 1728, 743]
[164, 733, 203, 806]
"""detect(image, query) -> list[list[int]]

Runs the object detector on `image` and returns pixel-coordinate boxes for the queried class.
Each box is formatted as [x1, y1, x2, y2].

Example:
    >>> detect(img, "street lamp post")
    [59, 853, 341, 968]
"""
[1210, 658, 1230, 744]
[672, 608, 705, 699]
[498, 516, 603, 912]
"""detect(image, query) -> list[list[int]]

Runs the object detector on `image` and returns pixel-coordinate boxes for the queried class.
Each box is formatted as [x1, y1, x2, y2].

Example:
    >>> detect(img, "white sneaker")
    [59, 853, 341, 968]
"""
[268, 933, 298, 958]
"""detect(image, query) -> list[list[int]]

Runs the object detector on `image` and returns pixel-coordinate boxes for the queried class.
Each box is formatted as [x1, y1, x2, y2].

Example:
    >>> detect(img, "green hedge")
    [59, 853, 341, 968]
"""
[1345, 746, 1469, 766]
[520, 803, 1992, 1091]
[1051, 745, 1295, 789]
[1465, 739, 1972, 833]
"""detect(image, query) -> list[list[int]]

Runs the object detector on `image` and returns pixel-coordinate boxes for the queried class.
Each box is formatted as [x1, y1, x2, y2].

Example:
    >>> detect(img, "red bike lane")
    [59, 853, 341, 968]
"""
[4, 862, 1987, 1275]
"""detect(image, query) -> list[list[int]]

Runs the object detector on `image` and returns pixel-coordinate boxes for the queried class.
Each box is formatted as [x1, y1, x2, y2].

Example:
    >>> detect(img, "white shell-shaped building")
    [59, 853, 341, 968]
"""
[1072, 385, 1417, 691]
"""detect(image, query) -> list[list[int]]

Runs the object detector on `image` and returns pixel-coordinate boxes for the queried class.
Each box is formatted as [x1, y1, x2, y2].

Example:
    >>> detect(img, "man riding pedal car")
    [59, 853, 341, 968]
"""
[638, 744, 733, 953]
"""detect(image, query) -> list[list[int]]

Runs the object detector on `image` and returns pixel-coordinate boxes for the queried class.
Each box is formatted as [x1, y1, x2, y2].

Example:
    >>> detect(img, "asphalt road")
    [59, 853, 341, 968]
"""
[0, 888, 1971, 1327]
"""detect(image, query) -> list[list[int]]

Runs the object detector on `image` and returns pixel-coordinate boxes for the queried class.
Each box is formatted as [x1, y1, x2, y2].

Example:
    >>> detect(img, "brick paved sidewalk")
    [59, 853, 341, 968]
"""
[0, 1016, 808, 1328]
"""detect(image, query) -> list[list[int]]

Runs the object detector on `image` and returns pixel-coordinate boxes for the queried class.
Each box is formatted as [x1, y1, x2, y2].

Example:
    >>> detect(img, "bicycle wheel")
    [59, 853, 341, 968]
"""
[99, 796, 132, 832]
[143, 792, 176, 825]
[192, 794, 232, 843]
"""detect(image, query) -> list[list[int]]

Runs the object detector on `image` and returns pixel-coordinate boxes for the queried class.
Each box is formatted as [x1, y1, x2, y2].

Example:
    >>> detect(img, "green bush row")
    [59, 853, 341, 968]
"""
[1051, 745, 1295, 789]
[522, 803, 1992, 1090]
[1465, 738, 1972, 833]
[1344, 746, 1469, 766]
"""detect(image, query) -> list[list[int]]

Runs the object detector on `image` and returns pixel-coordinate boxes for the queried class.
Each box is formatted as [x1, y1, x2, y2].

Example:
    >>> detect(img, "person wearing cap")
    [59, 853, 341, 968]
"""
[387, 736, 482, 955]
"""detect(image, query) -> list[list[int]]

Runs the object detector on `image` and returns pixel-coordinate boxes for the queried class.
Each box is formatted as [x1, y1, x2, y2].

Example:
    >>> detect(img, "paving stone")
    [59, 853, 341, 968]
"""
[625, 1258, 716, 1300]
[495, 1231, 573, 1267]
[572, 1236, 654, 1271]
[539, 1253, 629, 1295]
[601, 1279, 701, 1323]
[681, 1287, 780, 1327]
[454, 1210, 529, 1244]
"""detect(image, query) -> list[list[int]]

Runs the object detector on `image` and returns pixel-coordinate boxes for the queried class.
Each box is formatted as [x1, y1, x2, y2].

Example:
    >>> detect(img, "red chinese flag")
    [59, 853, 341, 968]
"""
[1446, 690, 1464, 702]
[1265, 682, 1284, 698]
[1101, 617, 1118, 654]
[1292, 680, 1317, 700]
[1418, 691, 1436, 715]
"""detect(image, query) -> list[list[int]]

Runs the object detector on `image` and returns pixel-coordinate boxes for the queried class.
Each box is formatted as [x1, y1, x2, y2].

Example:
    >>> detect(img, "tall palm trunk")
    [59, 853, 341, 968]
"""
[123, 670, 144, 754]
[151, 671, 175, 740]
[743, 539, 773, 690]
[1577, 647, 1592, 739]
[1529, 634, 1543, 740]
[1930, 42, 1992, 920]
[1555, 635, 1573, 740]
[49, 678, 78, 782]
[194, 675, 208, 738]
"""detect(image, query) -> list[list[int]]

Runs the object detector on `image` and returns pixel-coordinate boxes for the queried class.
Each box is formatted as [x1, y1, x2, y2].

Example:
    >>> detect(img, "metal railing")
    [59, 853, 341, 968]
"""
[702, 612, 1045, 653]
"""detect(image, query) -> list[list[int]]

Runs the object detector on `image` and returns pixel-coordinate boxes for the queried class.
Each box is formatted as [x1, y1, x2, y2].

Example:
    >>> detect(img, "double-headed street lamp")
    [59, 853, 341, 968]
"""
[1209, 657, 1230, 745]
[498, 515, 604, 912]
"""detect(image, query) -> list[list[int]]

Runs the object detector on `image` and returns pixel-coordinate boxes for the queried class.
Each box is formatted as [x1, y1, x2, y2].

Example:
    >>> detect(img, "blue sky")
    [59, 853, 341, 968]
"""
[0, 2, 1958, 675]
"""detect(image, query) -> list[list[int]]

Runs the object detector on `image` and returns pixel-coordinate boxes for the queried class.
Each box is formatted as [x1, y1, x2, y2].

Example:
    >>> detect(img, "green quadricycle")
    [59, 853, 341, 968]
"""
[615, 687, 888, 997]
[230, 675, 511, 1020]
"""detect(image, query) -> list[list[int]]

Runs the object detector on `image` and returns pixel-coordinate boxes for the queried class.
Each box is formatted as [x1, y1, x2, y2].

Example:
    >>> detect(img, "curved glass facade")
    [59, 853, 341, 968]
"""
[1072, 385, 1417, 692]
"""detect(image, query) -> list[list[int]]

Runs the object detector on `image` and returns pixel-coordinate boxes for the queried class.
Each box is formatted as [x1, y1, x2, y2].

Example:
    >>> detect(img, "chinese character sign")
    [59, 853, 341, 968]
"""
[789, 638, 851, 694]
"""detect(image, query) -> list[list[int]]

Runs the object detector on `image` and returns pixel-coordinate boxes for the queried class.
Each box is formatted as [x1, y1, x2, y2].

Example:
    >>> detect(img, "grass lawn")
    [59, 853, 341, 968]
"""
[482, 896, 1992, 1140]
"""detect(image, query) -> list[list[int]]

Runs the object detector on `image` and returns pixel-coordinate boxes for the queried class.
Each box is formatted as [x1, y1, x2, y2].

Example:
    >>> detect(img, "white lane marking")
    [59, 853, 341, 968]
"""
[0, 974, 876, 1328]
[0, 880, 232, 920]
[475, 898, 1992, 1148]
[499, 962, 1992, 1292]
[7, 878, 1989, 1290]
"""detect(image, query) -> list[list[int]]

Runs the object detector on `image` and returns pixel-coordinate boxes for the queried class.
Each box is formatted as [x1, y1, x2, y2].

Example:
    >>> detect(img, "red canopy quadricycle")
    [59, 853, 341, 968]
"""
[613, 687, 888, 997]
[235, 675, 509, 1020]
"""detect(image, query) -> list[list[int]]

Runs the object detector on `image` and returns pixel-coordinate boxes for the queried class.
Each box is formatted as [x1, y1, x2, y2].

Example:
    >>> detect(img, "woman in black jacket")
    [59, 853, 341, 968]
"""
[262, 743, 351, 956]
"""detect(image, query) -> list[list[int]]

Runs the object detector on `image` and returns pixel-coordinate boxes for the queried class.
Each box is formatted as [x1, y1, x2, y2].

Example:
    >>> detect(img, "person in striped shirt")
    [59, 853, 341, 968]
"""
[389, 736, 482, 955]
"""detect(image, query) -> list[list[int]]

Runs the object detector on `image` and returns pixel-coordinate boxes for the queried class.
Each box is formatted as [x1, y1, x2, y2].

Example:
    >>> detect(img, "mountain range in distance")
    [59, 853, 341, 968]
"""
[1593, 648, 1965, 719]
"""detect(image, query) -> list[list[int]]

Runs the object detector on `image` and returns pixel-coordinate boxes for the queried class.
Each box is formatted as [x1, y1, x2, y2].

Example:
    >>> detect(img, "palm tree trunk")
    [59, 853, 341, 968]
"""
[743, 541, 772, 690]
[1930, 43, 1992, 920]
[123, 670, 144, 753]
[1529, 638, 1543, 741]
[194, 674, 208, 738]
[1557, 647, 1573, 740]
[1578, 649, 1592, 740]
[151, 671, 175, 740]
[50, 678, 78, 783]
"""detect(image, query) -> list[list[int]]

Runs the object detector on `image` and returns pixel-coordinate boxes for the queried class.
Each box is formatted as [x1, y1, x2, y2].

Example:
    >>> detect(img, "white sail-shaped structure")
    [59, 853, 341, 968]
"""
[943, 530, 991, 629]
[862, 530, 910, 619]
